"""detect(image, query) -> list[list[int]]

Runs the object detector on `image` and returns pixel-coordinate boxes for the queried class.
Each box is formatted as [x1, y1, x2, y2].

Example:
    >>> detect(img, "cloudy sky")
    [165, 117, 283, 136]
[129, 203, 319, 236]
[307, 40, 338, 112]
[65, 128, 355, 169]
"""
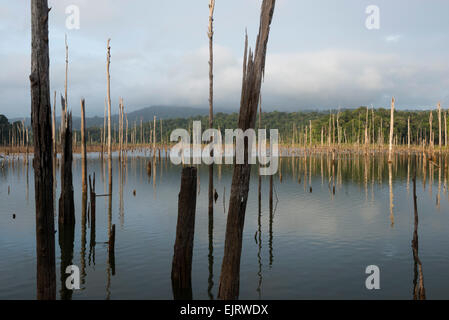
[1, 0, 449, 118]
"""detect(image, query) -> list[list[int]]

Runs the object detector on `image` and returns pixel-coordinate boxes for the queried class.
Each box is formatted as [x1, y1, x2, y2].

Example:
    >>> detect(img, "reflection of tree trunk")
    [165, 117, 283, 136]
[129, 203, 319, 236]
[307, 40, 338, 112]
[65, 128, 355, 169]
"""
[88, 174, 96, 266]
[412, 160, 426, 300]
[218, 0, 276, 300]
[388, 162, 394, 228]
[437, 156, 441, 209]
[269, 193, 274, 268]
[30, 0, 56, 299]
[256, 189, 263, 298]
[80, 192, 87, 285]
[59, 221, 75, 300]
[108, 224, 116, 276]
[208, 206, 214, 300]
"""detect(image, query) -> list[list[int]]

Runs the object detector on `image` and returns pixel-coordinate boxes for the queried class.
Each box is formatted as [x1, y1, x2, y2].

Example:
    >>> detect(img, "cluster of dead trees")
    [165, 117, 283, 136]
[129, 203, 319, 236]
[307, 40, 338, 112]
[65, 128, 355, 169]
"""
[171, 0, 276, 300]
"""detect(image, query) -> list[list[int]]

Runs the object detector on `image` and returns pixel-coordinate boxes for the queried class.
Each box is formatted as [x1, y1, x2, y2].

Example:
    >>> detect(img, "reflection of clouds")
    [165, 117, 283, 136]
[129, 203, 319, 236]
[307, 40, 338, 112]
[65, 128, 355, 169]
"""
[263, 180, 388, 240]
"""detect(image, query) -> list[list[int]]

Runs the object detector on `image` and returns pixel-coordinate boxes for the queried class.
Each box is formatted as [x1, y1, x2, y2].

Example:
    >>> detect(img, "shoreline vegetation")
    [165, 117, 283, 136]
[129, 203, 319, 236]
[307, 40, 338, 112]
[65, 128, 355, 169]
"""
[1, 107, 448, 158]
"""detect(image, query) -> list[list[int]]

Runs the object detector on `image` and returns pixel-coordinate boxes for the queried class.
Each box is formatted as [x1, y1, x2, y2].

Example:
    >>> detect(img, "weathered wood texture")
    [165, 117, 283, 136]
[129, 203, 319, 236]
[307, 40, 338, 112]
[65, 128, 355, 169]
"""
[106, 39, 112, 159]
[171, 167, 197, 300]
[208, 0, 215, 218]
[388, 97, 395, 163]
[81, 99, 87, 193]
[30, 0, 56, 300]
[218, 0, 276, 300]
[59, 112, 75, 225]
[412, 159, 426, 300]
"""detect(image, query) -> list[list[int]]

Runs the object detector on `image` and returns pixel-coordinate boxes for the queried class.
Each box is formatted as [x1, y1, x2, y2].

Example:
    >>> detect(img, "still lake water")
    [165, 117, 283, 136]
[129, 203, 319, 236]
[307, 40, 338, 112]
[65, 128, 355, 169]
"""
[1, 152, 449, 300]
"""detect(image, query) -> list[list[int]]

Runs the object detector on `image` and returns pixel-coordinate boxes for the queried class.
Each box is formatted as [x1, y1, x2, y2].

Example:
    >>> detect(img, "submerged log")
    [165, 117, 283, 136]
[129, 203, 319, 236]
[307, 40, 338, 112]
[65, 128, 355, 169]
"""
[171, 166, 197, 300]
[30, 0, 56, 300]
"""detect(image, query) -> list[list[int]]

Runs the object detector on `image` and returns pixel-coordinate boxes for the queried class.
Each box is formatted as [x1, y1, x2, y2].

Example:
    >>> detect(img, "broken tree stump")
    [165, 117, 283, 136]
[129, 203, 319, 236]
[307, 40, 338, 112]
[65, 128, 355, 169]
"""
[58, 111, 75, 225]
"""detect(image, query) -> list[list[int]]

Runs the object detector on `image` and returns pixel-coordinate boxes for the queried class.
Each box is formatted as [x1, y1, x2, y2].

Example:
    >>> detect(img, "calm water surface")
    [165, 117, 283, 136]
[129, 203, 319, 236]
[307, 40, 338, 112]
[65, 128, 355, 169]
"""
[1, 152, 449, 299]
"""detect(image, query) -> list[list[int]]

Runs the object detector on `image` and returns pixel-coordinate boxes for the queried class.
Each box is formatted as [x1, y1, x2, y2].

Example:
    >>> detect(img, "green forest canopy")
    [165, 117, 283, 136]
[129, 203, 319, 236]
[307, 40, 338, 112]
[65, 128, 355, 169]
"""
[2, 107, 448, 146]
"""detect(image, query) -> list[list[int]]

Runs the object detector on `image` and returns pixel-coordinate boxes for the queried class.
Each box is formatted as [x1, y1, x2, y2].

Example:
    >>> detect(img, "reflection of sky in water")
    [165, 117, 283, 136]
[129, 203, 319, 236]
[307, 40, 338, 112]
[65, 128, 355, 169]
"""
[0, 153, 448, 299]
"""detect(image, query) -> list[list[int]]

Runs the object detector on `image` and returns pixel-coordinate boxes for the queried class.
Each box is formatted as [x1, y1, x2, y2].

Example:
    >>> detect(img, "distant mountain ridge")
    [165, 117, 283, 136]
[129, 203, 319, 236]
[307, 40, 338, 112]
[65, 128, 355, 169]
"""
[11, 105, 231, 130]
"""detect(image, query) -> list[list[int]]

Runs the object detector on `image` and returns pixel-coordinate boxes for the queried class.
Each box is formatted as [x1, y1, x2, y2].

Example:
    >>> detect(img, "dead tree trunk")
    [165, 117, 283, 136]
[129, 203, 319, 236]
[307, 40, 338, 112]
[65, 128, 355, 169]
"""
[52, 91, 56, 158]
[30, 0, 56, 300]
[445, 110, 447, 148]
[59, 112, 75, 225]
[171, 167, 197, 300]
[218, 0, 276, 300]
[106, 39, 112, 160]
[81, 98, 87, 194]
[408, 116, 411, 150]
[438, 102, 442, 151]
[208, 0, 215, 218]
[388, 97, 395, 163]
[429, 110, 434, 157]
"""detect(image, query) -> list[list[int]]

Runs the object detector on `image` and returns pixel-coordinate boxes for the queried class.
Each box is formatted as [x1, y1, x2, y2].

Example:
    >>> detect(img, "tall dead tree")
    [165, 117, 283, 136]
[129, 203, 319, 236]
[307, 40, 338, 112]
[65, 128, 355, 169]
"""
[81, 99, 87, 194]
[208, 0, 215, 218]
[218, 0, 276, 300]
[445, 110, 447, 148]
[438, 102, 442, 150]
[429, 110, 434, 155]
[106, 39, 112, 160]
[64, 35, 68, 115]
[59, 111, 75, 225]
[30, 0, 56, 300]
[52, 91, 56, 158]
[388, 97, 395, 163]
[408, 116, 411, 150]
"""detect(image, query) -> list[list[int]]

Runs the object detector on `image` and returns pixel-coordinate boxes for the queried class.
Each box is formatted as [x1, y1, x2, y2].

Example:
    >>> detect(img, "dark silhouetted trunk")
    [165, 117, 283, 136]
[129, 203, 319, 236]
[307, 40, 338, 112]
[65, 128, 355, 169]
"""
[59, 112, 75, 225]
[218, 0, 276, 300]
[171, 167, 197, 300]
[30, 0, 56, 300]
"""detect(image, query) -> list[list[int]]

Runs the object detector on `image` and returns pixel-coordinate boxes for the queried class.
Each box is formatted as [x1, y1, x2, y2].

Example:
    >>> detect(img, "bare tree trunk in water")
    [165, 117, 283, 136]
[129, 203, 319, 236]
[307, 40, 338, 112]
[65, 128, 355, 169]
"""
[438, 102, 442, 151]
[106, 39, 112, 159]
[59, 112, 75, 225]
[81, 99, 87, 194]
[172, 167, 197, 300]
[388, 97, 395, 163]
[408, 116, 411, 150]
[30, 0, 56, 300]
[208, 0, 215, 219]
[218, 0, 276, 300]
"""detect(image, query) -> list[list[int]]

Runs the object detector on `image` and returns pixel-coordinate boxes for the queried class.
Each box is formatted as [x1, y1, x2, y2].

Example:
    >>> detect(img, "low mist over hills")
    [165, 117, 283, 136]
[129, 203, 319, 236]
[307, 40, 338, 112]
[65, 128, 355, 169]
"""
[12, 105, 218, 130]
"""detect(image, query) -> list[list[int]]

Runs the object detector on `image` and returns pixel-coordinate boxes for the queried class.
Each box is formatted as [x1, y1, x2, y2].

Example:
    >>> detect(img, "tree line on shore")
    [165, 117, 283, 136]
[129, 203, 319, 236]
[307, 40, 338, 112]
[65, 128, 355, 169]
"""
[2, 106, 447, 148]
